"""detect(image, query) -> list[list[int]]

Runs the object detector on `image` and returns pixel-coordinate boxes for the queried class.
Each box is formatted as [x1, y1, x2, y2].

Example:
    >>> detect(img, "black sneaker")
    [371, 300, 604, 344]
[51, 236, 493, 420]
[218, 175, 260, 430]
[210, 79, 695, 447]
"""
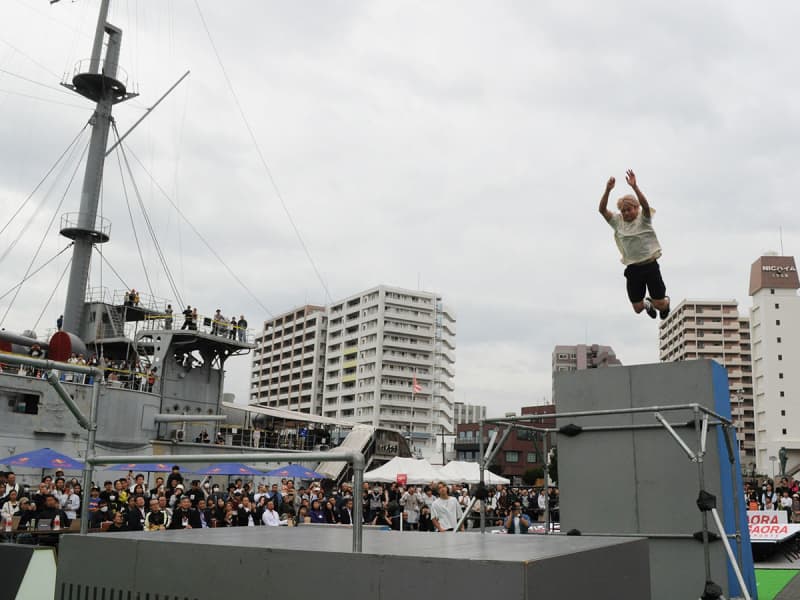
[643, 299, 657, 319]
[659, 297, 671, 320]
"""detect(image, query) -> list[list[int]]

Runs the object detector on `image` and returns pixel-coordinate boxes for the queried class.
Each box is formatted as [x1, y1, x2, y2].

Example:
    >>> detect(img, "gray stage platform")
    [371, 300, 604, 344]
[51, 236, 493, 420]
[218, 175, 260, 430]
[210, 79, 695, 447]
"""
[57, 527, 650, 599]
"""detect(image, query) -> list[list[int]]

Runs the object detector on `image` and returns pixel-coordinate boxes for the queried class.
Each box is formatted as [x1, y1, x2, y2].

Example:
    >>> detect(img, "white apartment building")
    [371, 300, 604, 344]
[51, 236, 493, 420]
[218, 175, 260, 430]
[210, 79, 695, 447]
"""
[453, 402, 487, 425]
[749, 255, 800, 476]
[659, 299, 754, 461]
[250, 305, 327, 414]
[322, 285, 456, 459]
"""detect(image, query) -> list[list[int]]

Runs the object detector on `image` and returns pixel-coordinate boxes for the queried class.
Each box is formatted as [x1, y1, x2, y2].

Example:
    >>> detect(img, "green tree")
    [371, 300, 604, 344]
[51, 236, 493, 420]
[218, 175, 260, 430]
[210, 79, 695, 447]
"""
[522, 466, 544, 485]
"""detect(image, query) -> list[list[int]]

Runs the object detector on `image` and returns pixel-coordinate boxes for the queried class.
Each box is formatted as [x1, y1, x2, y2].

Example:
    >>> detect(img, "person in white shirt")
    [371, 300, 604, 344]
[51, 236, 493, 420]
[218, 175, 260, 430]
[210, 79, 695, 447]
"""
[63, 487, 81, 520]
[261, 500, 287, 526]
[431, 483, 463, 532]
[599, 169, 670, 320]
[1, 490, 21, 519]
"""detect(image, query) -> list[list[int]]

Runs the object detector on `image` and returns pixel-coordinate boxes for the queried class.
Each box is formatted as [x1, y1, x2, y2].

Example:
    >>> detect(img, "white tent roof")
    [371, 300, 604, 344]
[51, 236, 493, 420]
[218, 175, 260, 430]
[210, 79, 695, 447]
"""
[363, 457, 442, 484]
[437, 461, 511, 485]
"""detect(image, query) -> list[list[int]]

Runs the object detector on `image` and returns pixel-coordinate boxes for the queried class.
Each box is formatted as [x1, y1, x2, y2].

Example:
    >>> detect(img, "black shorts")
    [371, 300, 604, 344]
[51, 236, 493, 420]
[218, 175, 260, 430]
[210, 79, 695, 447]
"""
[624, 260, 666, 303]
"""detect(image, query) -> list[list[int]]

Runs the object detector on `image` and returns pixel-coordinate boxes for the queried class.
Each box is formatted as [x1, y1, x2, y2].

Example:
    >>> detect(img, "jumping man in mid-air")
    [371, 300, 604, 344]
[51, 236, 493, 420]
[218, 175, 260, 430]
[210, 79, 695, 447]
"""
[599, 169, 670, 320]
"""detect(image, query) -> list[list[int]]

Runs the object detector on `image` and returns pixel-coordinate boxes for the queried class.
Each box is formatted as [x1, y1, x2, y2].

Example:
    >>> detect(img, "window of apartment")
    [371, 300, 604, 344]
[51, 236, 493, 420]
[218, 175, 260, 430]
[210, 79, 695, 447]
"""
[771, 289, 775, 294]
[505, 451, 519, 463]
[778, 355, 783, 361]
[777, 337, 782, 343]
[526, 452, 538, 464]
[782, 428, 787, 435]
[780, 391, 785, 397]
[781, 410, 786, 417]
[779, 373, 784, 379]
[775, 303, 780, 309]
[776, 320, 781, 326]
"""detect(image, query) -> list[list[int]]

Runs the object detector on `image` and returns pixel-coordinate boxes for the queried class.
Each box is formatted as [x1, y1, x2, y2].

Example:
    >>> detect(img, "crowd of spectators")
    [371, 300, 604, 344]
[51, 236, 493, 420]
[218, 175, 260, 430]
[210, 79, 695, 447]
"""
[0, 466, 561, 547]
[745, 476, 800, 521]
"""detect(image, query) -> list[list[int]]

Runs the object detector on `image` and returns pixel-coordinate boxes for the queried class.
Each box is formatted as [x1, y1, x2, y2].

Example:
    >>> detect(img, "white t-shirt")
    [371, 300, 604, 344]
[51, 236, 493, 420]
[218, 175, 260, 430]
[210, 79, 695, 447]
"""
[432, 496, 461, 531]
[608, 211, 662, 265]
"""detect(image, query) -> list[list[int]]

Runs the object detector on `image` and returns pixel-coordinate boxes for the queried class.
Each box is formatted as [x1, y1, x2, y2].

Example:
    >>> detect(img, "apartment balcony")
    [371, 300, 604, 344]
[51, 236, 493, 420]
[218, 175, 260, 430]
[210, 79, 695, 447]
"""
[342, 359, 358, 369]
[382, 352, 431, 366]
[383, 338, 433, 352]
[379, 397, 433, 410]
[438, 348, 456, 363]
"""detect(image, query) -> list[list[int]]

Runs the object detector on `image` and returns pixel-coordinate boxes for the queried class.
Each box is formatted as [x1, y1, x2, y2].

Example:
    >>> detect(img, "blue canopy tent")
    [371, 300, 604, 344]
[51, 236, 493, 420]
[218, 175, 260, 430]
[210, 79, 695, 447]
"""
[264, 464, 327, 479]
[2, 448, 84, 470]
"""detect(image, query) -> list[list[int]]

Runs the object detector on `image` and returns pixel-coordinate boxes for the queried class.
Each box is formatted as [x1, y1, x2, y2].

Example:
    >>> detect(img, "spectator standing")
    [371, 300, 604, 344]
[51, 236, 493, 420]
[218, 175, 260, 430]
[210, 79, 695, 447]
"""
[181, 306, 193, 330]
[400, 486, 423, 530]
[431, 483, 463, 532]
[237, 315, 248, 342]
[164, 304, 173, 330]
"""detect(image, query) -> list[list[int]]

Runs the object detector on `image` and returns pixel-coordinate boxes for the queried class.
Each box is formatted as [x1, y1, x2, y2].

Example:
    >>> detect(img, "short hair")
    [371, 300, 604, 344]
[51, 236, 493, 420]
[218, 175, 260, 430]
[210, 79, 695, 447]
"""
[616, 194, 639, 210]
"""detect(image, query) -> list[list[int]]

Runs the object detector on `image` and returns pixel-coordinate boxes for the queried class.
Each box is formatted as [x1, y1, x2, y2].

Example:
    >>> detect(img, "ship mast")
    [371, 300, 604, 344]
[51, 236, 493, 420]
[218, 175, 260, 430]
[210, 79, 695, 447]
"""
[60, 0, 136, 335]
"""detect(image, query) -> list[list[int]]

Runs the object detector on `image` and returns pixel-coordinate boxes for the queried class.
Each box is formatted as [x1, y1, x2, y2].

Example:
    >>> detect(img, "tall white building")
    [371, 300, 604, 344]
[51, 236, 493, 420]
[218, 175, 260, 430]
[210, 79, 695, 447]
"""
[249, 286, 457, 460]
[250, 305, 327, 414]
[322, 285, 456, 458]
[659, 299, 754, 461]
[749, 255, 800, 476]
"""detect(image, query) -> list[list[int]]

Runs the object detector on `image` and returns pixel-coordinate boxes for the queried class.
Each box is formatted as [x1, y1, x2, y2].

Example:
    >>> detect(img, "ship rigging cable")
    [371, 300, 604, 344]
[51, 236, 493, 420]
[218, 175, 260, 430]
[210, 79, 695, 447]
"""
[193, 0, 334, 304]
[0, 123, 89, 248]
[0, 138, 89, 327]
[93, 245, 130, 291]
[0, 243, 74, 303]
[113, 127, 156, 300]
[125, 146, 275, 318]
[114, 124, 185, 308]
[33, 256, 72, 331]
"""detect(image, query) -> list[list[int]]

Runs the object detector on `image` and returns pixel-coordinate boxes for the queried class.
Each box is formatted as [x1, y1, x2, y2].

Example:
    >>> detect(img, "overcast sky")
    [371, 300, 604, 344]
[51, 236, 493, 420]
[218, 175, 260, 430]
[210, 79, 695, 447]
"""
[1, 1, 799, 418]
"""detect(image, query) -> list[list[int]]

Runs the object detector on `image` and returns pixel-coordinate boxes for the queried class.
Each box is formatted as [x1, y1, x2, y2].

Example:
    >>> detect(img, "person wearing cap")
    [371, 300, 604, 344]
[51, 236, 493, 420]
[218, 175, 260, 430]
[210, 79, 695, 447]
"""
[599, 169, 671, 320]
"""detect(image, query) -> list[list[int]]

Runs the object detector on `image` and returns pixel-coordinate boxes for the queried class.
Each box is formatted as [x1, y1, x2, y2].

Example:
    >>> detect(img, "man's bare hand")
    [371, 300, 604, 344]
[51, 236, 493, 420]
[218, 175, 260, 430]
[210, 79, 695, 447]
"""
[625, 169, 637, 188]
[605, 176, 615, 192]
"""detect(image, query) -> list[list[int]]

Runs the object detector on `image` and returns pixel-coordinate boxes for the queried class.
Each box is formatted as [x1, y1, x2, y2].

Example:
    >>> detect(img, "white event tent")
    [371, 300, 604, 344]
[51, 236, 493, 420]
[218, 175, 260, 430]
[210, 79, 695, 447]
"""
[363, 457, 442, 484]
[437, 461, 511, 485]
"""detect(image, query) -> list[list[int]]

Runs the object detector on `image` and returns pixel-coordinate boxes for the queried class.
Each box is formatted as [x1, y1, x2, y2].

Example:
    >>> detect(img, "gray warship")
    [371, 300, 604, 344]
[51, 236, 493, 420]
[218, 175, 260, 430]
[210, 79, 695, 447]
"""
[0, 0, 410, 481]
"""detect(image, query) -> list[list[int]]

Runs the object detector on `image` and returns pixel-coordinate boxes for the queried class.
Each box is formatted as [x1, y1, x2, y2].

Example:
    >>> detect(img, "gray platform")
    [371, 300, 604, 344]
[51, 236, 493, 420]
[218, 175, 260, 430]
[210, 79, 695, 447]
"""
[57, 527, 650, 599]
[554, 360, 755, 600]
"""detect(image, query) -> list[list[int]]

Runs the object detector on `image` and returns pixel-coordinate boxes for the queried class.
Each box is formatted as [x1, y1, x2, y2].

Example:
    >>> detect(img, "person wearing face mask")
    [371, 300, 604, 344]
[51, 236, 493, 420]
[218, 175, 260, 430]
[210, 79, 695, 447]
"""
[90, 499, 113, 529]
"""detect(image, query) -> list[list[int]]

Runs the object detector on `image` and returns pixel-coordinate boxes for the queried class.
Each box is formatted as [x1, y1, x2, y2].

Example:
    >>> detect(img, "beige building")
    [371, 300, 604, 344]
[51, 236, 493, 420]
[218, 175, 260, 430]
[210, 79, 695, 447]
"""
[453, 402, 487, 425]
[658, 299, 754, 461]
[552, 344, 622, 399]
[250, 305, 328, 414]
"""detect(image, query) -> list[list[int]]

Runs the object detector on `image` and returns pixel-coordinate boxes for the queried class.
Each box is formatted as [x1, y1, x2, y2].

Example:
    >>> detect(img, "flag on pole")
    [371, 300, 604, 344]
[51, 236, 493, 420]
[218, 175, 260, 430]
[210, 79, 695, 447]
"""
[412, 375, 422, 394]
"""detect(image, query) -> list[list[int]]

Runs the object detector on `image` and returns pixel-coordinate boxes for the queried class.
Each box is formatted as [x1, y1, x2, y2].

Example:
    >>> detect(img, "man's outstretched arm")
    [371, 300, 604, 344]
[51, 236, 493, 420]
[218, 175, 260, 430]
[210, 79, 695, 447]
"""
[599, 176, 615, 221]
[625, 169, 651, 218]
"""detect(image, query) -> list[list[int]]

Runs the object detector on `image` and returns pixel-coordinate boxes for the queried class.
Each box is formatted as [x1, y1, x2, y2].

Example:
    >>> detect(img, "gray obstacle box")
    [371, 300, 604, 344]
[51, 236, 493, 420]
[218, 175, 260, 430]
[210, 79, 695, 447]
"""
[554, 360, 756, 600]
[56, 527, 651, 600]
